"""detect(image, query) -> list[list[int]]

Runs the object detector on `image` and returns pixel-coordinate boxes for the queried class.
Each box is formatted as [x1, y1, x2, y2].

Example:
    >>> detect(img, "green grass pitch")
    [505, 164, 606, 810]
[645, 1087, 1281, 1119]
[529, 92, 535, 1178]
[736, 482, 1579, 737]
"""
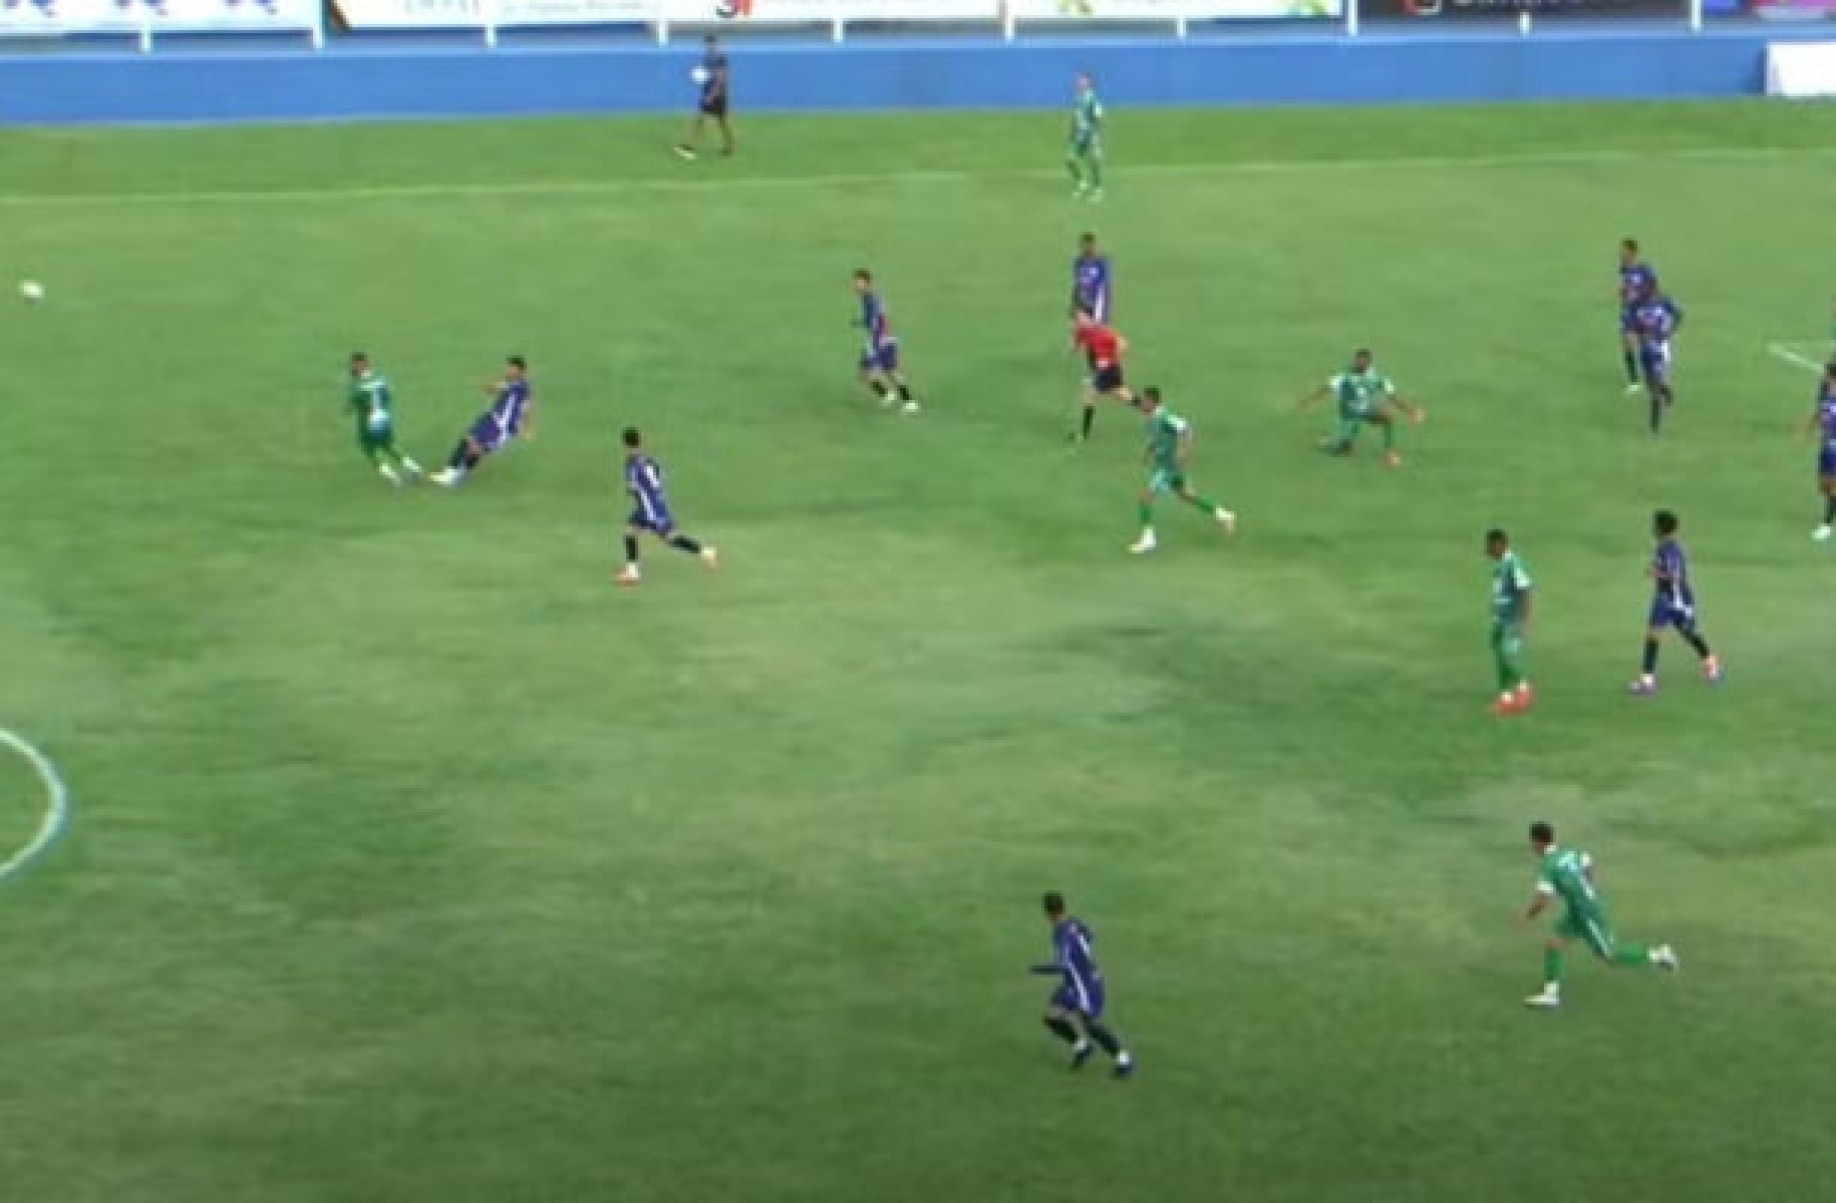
[3, 101, 1836, 1203]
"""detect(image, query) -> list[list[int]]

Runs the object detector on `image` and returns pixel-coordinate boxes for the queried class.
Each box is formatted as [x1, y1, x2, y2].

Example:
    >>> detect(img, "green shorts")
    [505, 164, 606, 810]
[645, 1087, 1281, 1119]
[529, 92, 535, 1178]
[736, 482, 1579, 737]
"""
[1069, 132, 1102, 159]
[1557, 910, 1615, 958]
[357, 419, 395, 451]
[1147, 466, 1187, 495]
[1490, 621, 1524, 656]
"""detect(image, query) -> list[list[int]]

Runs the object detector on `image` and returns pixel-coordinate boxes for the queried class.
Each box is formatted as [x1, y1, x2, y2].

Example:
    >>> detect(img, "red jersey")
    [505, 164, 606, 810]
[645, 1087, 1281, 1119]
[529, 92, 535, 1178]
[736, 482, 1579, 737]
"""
[1075, 324, 1123, 369]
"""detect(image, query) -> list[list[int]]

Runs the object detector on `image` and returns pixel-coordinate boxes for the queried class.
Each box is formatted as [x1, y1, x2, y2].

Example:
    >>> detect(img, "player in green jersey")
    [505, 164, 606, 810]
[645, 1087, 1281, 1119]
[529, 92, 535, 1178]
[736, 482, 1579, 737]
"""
[1485, 528, 1535, 715]
[1128, 387, 1237, 554]
[347, 353, 423, 487]
[1296, 349, 1425, 467]
[1521, 821, 1679, 1010]
[1066, 74, 1105, 202]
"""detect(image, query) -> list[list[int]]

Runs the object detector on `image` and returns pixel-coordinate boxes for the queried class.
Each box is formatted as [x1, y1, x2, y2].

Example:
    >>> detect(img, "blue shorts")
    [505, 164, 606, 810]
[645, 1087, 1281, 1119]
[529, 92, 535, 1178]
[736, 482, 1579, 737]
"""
[628, 505, 675, 535]
[1050, 980, 1106, 1020]
[1640, 344, 1672, 384]
[1648, 599, 1698, 632]
[467, 416, 508, 452]
[859, 343, 900, 374]
[1820, 445, 1836, 478]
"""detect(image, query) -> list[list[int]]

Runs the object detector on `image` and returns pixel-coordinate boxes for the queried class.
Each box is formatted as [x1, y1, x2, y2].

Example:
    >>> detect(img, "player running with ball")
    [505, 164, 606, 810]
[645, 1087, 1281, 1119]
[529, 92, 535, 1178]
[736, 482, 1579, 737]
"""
[1128, 387, 1236, 555]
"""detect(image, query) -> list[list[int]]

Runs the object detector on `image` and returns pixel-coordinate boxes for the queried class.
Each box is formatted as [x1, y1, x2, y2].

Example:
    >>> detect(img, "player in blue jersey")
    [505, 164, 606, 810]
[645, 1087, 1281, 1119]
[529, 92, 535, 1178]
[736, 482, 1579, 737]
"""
[853, 270, 920, 415]
[1068, 231, 1113, 327]
[1629, 509, 1722, 695]
[1632, 288, 1682, 435]
[430, 357, 534, 487]
[1028, 892, 1135, 1078]
[616, 427, 719, 587]
[1807, 360, 1836, 542]
[674, 34, 734, 160]
[1617, 238, 1658, 392]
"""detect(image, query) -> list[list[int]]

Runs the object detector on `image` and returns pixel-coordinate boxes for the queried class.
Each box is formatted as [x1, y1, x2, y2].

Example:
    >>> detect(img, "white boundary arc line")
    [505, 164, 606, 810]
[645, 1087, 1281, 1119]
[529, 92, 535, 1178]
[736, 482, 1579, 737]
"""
[1, 143, 1835, 209]
[0, 727, 72, 886]
[1768, 343, 1827, 375]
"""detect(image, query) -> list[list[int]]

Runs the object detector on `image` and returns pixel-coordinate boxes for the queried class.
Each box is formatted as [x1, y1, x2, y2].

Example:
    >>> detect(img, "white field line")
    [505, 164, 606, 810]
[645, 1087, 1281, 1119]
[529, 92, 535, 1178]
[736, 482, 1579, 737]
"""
[0, 727, 72, 886]
[1768, 343, 1827, 375]
[0, 143, 1833, 209]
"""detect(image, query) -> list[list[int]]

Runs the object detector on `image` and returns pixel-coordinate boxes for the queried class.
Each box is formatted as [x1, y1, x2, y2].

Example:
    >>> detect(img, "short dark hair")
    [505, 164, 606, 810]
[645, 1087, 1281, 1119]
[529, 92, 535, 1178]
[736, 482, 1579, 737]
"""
[1080, 231, 1096, 243]
[621, 427, 641, 448]
[1141, 386, 1162, 406]
[350, 351, 368, 364]
[1042, 891, 1066, 917]
[1622, 237, 1639, 252]
[1826, 360, 1836, 377]
[1354, 347, 1372, 360]
[853, 268, 872, 284]
[1529, 821, 1555, 844]
[508, 355, 527, 371]
[1485, 527, 1508, 545]
[1654, 509, 1679, 536]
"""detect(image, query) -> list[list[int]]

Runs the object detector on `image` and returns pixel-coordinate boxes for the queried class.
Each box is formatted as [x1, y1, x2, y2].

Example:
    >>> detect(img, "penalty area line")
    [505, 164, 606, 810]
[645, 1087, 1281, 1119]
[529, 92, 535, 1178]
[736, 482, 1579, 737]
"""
[1767, 343, 1827, 375]
[0, 727, 72, 887]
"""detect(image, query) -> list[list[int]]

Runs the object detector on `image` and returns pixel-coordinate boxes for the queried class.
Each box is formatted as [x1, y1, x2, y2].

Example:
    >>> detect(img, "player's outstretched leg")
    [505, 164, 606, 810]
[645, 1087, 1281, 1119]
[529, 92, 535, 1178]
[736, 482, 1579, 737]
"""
[1177, 485, 1237, 536]
[1679, 624, 1720, 684]
[668, 532, 720, 570]
[1073, 397, 1097, 443]
[1077, 1016, 1134, 1078]
[431, 436, 481, 487]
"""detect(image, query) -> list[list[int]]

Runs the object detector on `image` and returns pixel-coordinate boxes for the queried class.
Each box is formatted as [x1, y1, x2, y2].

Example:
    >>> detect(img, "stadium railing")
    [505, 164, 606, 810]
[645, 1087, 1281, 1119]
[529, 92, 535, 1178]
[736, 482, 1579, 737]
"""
[5, 0, 1829, 56]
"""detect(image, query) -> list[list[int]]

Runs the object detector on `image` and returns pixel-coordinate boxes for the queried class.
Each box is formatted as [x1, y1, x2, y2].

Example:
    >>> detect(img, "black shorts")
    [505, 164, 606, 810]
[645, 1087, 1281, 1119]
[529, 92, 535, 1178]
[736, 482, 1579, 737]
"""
[699, 95, 729, 118]
[1092, 364, 1124, 394]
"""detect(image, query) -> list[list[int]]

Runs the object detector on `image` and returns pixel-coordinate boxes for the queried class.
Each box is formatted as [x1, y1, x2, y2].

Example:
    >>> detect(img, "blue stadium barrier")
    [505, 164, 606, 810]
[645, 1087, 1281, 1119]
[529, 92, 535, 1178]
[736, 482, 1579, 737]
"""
[0, 26, 1824, 124]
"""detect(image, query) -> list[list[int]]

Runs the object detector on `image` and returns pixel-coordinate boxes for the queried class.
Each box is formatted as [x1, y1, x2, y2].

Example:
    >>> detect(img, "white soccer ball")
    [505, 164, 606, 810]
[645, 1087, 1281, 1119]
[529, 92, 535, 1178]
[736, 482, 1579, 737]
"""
[690, 66, 711, 86]
[20, 281, 44, 304]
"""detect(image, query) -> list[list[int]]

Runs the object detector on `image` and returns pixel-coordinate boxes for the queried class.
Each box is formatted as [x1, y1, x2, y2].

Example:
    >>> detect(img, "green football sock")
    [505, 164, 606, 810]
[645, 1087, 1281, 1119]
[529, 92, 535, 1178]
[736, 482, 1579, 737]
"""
[1066, 155, 1085, 188]
[1088, 156, 1103, 189]
[1138, 500, 1154, 526]
[1613, 945, 1651, 967]
[1496, 650, 1526, 691]
[1184, 493, 1219, 513]
[1381, 421, 1396, 451]
[1542, 947, 1564, 985]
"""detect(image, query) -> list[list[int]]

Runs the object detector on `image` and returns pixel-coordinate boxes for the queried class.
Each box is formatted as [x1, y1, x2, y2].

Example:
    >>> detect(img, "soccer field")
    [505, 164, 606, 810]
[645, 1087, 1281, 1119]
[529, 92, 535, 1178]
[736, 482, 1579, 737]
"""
[4, 102, 1836, 1202]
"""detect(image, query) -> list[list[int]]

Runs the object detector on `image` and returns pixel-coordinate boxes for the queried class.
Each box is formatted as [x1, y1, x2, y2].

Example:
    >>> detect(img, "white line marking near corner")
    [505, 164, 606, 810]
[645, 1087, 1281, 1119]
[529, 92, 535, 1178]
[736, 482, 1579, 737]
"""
[1768, 343, 1826, 375]
[0, 727, 72, 887]
[0, 143, 1833, 210]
